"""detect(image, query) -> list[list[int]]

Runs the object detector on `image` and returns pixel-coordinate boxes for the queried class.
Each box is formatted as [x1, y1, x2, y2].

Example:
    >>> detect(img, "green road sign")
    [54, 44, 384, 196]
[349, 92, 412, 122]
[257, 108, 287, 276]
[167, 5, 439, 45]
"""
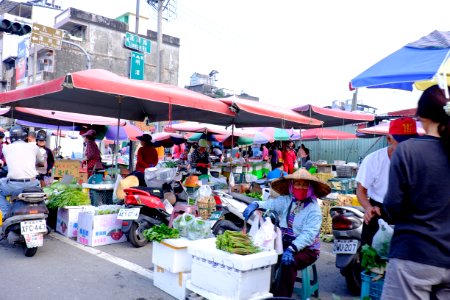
[124, 32, 151, 54]
[130, 51, 144, 80]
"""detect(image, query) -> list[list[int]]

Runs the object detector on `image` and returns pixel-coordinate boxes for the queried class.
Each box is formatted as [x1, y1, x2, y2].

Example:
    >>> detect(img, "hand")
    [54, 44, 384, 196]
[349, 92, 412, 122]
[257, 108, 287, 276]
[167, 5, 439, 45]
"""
[243, 202, 258, 221]
[364, 206, 381, 225]
[281, 247, 295, 266]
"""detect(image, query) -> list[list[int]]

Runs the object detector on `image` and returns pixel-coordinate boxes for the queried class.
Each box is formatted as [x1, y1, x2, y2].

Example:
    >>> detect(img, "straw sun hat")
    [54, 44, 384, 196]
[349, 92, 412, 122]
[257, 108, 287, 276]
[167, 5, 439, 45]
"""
[116, 175, 139, 200]
[271, 168, 331, 198]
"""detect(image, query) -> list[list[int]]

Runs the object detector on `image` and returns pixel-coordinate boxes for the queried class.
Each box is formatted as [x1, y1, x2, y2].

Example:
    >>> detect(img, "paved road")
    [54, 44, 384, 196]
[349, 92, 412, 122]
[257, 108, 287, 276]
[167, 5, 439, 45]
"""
[0, 233, 356, 300]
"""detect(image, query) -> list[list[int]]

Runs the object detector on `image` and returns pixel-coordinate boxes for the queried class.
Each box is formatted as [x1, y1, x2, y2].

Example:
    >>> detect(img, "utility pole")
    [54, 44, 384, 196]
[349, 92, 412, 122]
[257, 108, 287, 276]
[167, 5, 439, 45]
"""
[135, 0, 140, 34]
[156, 0, 164, 83]
[351, 88, 358, 111]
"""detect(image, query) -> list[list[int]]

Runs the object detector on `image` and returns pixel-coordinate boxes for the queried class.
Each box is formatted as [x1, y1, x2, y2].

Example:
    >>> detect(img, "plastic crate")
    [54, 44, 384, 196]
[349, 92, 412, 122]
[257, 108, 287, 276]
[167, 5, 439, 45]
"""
[360, 271, 384, 300]
[89, 189, 113, 206]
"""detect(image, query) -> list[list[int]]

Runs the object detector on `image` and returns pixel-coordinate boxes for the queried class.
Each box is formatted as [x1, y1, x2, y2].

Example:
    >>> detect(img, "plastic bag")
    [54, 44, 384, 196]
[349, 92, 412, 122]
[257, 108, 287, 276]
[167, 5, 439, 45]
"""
[172, 213, 195, 237]
[245, 174, 258, 183]
[194, 185, 213, 202]
[187, 217, 211, 240]
[372, 219, 394, 259]
[112, 175, 123, 202]
[248, 212, 261, 238]
[274, 227, 283, 254]
[252, 217, 277, 251]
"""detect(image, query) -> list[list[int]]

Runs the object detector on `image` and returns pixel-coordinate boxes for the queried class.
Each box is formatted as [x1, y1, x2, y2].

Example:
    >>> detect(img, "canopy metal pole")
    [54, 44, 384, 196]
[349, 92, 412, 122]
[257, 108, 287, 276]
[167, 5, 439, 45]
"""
[231, 123, 235, 152]
[56, 122, 61, 157]
[115, 96, 123, 177]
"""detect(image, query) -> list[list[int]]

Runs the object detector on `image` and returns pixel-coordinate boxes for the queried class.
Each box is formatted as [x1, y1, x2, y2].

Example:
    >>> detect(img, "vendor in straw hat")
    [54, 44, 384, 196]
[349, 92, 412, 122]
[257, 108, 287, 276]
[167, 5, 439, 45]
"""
[243, 168, 331, 297]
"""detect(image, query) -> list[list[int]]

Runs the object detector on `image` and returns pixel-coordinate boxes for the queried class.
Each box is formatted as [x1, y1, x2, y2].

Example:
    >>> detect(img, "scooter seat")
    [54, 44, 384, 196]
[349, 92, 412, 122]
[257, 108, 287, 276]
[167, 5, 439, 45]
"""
[22, 187, 44, 193]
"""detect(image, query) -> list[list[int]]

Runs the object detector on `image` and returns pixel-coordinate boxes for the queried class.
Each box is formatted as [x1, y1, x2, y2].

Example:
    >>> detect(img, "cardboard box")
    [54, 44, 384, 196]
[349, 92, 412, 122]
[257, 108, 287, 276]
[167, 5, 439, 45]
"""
[153, 265, 191, 300]
[77, 211, 126, 247]
[152, 238, 193, 273]
[56, 205, 94, 238]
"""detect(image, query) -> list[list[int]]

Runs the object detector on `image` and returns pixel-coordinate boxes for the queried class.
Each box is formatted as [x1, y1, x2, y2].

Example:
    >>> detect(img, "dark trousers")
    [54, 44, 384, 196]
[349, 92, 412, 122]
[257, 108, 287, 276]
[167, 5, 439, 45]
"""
[128, 171, 146, 186]
[361, 199, 391, 247]
[272, 247, 319, 297]
[271, 162, 278, 171]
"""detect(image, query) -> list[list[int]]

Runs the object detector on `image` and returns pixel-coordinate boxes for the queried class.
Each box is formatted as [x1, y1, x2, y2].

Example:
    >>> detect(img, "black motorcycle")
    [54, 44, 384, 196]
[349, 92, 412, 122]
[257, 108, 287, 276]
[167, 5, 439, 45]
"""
[1, 186, 49, 257]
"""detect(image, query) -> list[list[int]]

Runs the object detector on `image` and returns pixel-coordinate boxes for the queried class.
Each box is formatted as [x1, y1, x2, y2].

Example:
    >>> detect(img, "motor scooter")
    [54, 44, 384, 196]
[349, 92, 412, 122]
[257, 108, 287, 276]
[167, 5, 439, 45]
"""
[119, 168, 189, 247]
[330, 205, 365, 295]
[1, 186, 49, 257]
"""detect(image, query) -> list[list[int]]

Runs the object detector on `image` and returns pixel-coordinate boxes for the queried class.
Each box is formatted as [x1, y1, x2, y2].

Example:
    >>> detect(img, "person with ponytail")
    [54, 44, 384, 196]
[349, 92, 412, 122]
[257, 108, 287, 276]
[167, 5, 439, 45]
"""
[242, 169, 331, 297]
[382, 85, 450, 300]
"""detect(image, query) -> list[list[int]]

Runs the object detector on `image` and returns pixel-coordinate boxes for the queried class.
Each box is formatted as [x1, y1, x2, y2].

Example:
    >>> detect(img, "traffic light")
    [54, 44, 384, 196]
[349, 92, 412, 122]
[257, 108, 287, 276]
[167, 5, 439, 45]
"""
[0, 18, 31, 36]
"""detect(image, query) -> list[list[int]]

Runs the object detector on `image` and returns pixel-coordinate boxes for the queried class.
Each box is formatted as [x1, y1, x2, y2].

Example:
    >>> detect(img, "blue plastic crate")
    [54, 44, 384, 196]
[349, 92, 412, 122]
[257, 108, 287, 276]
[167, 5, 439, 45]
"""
[360, 271, 384, 300]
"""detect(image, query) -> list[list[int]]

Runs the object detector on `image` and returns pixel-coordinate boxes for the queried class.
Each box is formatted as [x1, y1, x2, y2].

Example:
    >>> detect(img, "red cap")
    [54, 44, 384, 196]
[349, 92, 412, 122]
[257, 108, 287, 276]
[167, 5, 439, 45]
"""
[389, 117, 418, 142]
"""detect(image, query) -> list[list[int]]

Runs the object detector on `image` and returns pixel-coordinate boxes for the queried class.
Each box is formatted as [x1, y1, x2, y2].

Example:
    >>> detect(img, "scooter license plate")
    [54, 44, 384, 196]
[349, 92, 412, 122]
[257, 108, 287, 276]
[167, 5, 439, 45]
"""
[20, 219, 47, 235]
[24, 233, 44, 248]
[333, 239, 358, 254]
[117, 208, 140, 220]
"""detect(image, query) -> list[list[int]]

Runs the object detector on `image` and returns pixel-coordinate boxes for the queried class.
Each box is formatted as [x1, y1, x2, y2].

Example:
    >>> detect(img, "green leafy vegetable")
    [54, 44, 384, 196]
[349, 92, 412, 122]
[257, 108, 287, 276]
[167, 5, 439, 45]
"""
[162, 161, 178, 168]
[143, 224, 179, 242]
[361, 244, 387, 272]
[216, 230, 260, 255]
[245, 192, 263, 200]
[47, 189, 90, 209]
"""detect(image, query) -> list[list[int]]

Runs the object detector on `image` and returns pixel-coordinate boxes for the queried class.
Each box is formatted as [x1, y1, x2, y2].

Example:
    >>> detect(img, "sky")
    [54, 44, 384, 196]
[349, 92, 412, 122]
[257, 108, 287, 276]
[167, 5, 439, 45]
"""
[60, 0, 450, 114]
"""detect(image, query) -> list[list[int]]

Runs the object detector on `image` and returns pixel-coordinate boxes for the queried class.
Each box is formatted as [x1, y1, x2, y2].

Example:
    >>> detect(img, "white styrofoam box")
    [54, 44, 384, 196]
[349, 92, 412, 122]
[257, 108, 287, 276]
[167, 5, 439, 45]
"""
[152, 238, 193, 273]
[153, 265, 191, 300]
[56, 205, 94, 238]
[186, 280, 272, 300]
[188, 238, 277, 271]
[76, 211, 126, 247]
[187, 238, 277, 299]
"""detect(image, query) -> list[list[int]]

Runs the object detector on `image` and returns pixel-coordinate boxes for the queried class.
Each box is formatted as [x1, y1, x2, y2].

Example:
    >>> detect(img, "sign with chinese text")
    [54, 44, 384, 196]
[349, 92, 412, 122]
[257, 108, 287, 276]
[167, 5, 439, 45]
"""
[130, 51, 145, 80]
[30, 23, 63, 50]
[124, 32, 151, 54]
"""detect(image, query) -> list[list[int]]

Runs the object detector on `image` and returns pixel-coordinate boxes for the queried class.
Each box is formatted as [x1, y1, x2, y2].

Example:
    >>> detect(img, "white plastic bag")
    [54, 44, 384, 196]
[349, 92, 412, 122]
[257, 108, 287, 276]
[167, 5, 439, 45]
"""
[252, 217, 277, 251]
[372, 219, 394, 258]
[248, 212, 261, 238]
[112, 175, 123, 202]
[274, 227, 284, 254]
[194, 185, 213, 202]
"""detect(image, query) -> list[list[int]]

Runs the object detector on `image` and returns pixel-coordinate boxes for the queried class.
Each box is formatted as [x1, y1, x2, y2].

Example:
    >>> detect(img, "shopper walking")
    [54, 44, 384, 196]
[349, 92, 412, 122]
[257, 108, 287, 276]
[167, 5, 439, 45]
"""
[381, 85, 450, 300]
[355, 117, 417, 246]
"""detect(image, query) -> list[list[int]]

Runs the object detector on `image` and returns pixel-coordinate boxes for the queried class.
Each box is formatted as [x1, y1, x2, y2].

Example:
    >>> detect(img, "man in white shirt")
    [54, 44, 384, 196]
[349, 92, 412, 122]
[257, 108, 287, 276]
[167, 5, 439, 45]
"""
[0, 126, 44, 218]
[356, 117, 418, 246]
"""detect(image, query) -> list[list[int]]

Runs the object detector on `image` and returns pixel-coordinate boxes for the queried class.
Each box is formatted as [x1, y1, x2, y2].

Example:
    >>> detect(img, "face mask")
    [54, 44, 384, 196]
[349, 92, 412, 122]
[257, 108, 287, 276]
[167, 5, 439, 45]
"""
[292, 187, 308, 200]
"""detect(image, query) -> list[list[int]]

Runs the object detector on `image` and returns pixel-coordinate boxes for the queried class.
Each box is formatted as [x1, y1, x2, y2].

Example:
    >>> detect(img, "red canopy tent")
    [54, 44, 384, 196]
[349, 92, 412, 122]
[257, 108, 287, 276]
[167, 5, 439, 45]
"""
[0, 69, 234, 123]
[357, 120, 425, 136]
[218, 97, 322, 128]
[301, 128, 357, 140]
[164, 122, 232, 135]
[292, 104, 374, 127]
[0, 107, 127, 126]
